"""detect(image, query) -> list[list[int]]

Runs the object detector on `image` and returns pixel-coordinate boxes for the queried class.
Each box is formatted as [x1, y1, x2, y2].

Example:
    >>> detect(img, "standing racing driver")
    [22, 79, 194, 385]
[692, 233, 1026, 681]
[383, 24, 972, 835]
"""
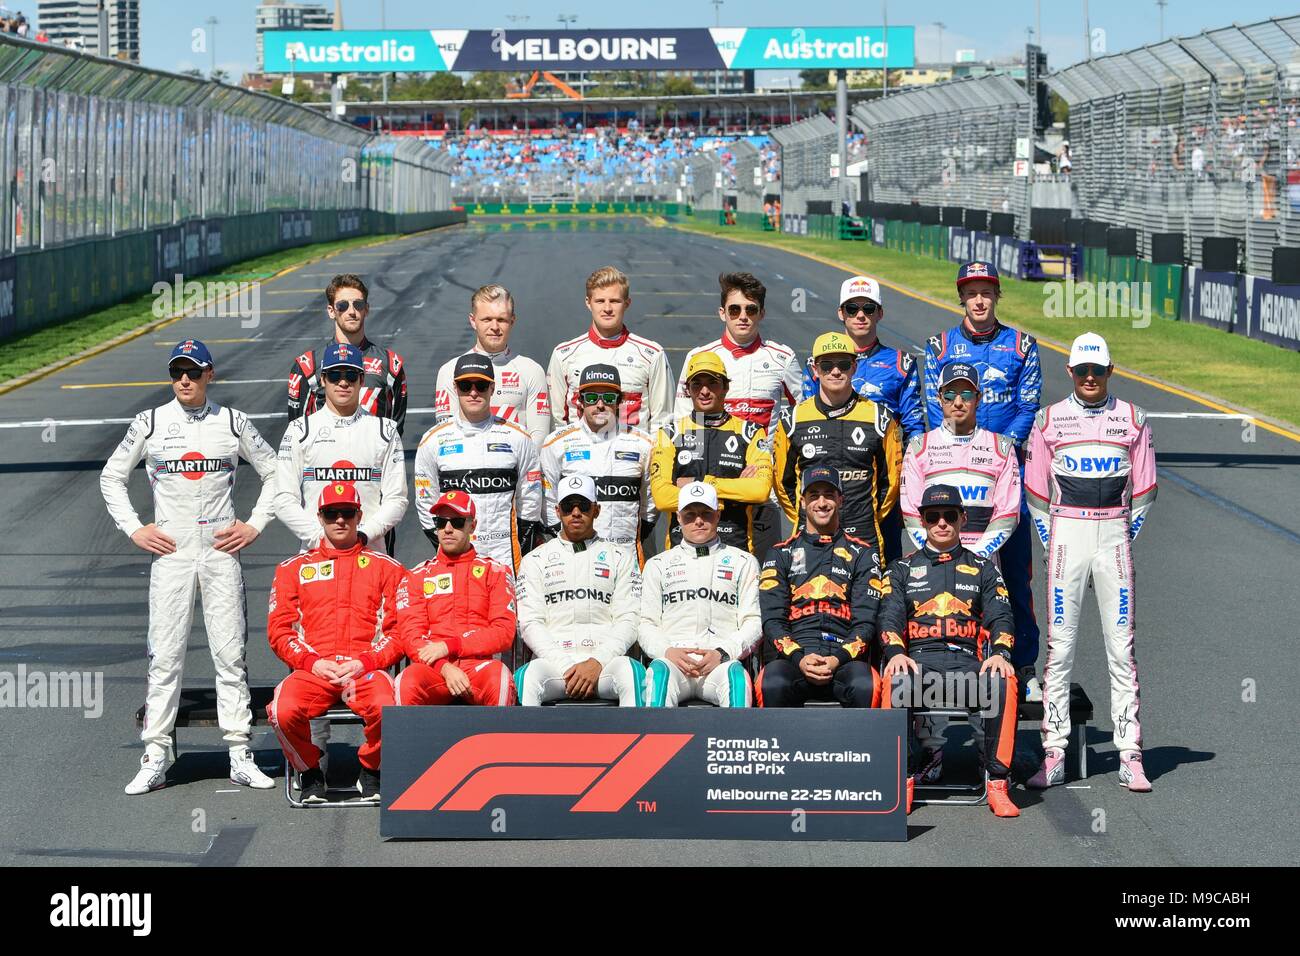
[1024, 333, 1158, 792]
[102, 339, 279, 795]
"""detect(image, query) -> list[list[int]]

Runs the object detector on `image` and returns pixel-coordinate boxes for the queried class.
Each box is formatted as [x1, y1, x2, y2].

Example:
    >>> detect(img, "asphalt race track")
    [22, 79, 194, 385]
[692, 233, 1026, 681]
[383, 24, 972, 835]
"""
[2, 216, 1295, 865]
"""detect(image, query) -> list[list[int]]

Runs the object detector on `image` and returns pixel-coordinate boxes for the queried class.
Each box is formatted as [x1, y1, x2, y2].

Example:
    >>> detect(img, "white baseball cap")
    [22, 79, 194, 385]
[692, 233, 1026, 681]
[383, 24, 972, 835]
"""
[556, 474, 598, 504]
[677, 481, 719, 513]
[1068, 332, 1112, 368]
[839, 275, 882, 306]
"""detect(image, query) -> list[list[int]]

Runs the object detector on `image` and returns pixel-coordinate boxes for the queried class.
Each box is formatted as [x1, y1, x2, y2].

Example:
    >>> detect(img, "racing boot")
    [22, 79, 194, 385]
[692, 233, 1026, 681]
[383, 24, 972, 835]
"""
[124, 750, 171, 796]
[229, 747, 275, 790]
[1027, 747, 1067, 789]
[914, 746, 943, 784]
[298, 767, 328, 805]
[356, 767, 381, 803]
[1018, 665, 1042, 703]
[987, 778, 1020, 818]
[1118, 752, 1153, 793]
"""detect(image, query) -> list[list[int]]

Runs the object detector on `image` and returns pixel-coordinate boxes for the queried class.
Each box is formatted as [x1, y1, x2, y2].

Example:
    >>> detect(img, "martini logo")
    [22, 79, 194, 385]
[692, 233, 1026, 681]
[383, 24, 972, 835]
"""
[313, 461, 378, 482]
[389, 733, 691, 812]
[164, 453, 226, 479]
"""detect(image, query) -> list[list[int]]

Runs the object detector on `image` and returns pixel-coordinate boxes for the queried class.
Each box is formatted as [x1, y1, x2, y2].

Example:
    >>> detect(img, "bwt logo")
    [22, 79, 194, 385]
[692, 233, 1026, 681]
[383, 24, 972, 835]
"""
[958, 485, 988, 501]
[1060, 454, 1121, 473]
[389, 732, 691, 812]
[1052, 586, 1065, 625]
[1117, 587, 1130, 625]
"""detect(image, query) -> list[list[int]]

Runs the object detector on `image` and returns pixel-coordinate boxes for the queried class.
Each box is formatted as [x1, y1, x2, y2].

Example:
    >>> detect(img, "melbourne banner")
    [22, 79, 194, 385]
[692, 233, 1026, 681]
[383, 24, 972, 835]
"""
[263, 27, 916, 73]
[381, 707, 907, 841]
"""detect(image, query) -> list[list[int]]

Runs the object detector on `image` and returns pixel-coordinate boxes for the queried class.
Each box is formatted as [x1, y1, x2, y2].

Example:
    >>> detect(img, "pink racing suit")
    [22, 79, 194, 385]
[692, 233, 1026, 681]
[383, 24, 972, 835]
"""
[1024, 393, 1157, 755]
[899, 424, 1021, 558]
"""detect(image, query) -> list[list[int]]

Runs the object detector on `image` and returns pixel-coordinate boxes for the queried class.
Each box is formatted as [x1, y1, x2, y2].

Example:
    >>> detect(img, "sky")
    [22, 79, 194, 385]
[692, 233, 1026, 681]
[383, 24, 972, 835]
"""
[112, 0, 1298, 82]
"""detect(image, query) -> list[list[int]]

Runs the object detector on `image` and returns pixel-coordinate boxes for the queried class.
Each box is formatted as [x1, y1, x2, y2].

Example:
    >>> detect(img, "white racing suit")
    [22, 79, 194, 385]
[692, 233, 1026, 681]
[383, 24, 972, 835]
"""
[433, 345, 551, 450]
[514, 536, 645, 706]
[100, 399, 278, 763]
[639, 538, 762, 707]
[1025, 394, 1157, 754]
[540, 418, 656, 552]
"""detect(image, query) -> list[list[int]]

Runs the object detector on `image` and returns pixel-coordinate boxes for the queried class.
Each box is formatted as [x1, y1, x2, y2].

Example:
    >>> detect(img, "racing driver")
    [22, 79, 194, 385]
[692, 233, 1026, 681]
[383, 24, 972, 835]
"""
[433, 284, 551, 449]
[757, 465, 886, 708]
[923, 260, 1042, 696]
[640, 483, 762, 707]
[1025, 333, 1157, 793]
[102, 339, 278, 795]
[546, 265, 675, 432]
[514, 475, 645, 706]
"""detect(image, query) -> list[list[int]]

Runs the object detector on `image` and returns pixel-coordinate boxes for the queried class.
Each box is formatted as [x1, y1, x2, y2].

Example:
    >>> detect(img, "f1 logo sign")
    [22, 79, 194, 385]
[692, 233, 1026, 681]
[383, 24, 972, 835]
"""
[390, 733, 691, 812]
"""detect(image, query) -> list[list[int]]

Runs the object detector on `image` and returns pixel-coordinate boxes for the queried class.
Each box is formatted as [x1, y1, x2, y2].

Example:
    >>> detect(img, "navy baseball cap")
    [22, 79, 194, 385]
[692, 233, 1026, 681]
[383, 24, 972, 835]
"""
[579, 363, 622, 391]
[802, 464, 842, 493]
[453, 352, 494, 382]
[168, 339, 213, 369]
[956, 261, 1000, 288]
[938, 362, 980, 389]
[320, 342, 364, 371]
[919, 484, 965, 511]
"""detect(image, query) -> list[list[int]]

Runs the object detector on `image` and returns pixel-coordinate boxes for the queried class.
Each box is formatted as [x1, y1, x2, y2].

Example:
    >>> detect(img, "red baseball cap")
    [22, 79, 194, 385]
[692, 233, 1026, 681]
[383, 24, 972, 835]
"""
[317, 482, 361, 511]
[432, 490, 476, 518]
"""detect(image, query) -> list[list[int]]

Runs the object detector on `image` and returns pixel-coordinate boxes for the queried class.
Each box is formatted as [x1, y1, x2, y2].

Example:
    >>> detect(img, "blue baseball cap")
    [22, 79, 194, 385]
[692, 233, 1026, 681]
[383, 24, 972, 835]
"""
[956, 261, 1000, 288]
[320, 342, 364, 371]
[168, 339, 213, 369]
[802, 464, 842, 493]
[919, 484, 965, 512]
[938, 362, 980, 389]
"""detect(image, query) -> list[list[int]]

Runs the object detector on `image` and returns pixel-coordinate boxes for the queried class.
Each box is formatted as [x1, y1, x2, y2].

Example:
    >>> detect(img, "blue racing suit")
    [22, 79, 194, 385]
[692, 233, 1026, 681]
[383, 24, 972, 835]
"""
[923, 319, 1042, 668]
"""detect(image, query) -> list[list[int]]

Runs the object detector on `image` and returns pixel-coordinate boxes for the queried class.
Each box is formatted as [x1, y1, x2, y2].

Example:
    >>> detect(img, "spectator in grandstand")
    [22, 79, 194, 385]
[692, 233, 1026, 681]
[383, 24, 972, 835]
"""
[514, 475, 645, 706]
[878, 484, 1021, 818]
[433, 284, 550, 450]
[757, 465, 885, 708]
[394, 490, 518, 709]
[540, 365, 656, 557]
[640, 482, 762, 707]
[923, 261, 1043, 702]
[674, 271, 799, 555]
[1057, 141, 1071, 175]
[414, 353, 544, 570]
[266, 482, 406, 804]
[546, 265, 675, 432]
[652, 351, 773, 555]
[102, 339, 279, 796]
[288, 274, 407, 437]
[775, 331, 902, 557]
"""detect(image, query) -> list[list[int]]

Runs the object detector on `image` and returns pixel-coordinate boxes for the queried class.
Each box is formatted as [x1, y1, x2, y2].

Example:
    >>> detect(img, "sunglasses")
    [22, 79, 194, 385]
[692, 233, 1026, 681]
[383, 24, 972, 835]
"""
[817, 358, 854, 375]
[332, 298, 367, 312]
[559, 497, 594, 514]
[169, 365, 204, 381]
[581, 391, 620, 406]
[842, 301, 879, 317]
[456, 379, 492, 394]
[922, 509, 961, 525]
[1072, 363, 1109, 379]
[726, 303, 761, 318]
[325, 369, 361, 384]
[321, 507, 358, 522]
[941, 388, 978, 402]
[434, 515, 468, 530]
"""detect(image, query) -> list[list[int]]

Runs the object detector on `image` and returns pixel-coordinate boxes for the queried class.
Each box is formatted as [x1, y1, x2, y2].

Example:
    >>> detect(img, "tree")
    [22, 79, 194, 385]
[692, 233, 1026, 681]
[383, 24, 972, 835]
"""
[1049, 89, 1069, 126]
[799, 69, 830, 90]
[660, 75, 699, 96]
[465, 71, 507, 99]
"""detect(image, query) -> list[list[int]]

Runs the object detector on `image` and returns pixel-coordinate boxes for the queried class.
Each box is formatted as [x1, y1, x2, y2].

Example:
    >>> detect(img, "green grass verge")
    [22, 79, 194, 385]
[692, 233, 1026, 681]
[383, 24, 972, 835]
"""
[675, 220, 1300, 429]
[0, 233, 402, 383]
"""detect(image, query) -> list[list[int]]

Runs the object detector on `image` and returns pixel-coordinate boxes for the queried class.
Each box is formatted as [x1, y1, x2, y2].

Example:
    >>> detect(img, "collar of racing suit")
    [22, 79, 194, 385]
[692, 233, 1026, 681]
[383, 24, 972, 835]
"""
[798, 529, 841, 547]
[434, 546, 480, 565]
[695, 410, 729, 428]
[721, 331, 762, 357]
[325, 408, 366, 426]
[475, 344, 514, 363]
[681, 536, 723, 556]
[940, 420, 978, 441]
[855, 339, 883, 358]
[812, 390, 859, 419]
[921, 542, 962, 563]
[1069, 391, 1112, 411]
[174, 398, 217, 421]
[587, 325, 631, 349]
[558, 535, 597, 552]
[314, 541, 366, 561]
[959, 318, 1002, 344]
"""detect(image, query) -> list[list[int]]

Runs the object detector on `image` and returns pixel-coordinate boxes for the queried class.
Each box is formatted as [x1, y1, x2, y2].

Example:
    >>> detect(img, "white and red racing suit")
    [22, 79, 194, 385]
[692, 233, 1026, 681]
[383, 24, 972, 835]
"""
[433, 345, 551, 450]
[1024, 393, 1157, 755]
[546, 325, 675, 433]
[288, 339, 407, 436]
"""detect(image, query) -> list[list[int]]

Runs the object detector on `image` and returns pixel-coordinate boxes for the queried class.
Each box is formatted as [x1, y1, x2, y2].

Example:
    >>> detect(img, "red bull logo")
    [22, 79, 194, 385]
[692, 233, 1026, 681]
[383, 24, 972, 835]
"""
[911, 592, 972, 617]
[789, 575, 848, 603]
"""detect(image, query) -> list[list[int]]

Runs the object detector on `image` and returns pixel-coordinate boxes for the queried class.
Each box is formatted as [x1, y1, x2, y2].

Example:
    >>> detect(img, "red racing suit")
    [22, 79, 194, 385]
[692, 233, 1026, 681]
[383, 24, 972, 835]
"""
[394, 547, 518, 707]
[546, 325, 675, 433]
[265, 543, 406, 772]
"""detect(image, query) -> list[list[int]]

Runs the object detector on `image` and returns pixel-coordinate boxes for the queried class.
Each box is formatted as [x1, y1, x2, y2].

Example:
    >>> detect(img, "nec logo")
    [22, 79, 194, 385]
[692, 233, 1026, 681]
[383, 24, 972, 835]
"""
[389, 733, 691, 812]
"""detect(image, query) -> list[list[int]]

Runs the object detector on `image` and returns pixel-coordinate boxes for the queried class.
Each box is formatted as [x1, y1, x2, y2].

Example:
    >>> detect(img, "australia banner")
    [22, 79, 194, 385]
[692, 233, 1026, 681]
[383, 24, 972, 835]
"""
[263, 26, 916, 73]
